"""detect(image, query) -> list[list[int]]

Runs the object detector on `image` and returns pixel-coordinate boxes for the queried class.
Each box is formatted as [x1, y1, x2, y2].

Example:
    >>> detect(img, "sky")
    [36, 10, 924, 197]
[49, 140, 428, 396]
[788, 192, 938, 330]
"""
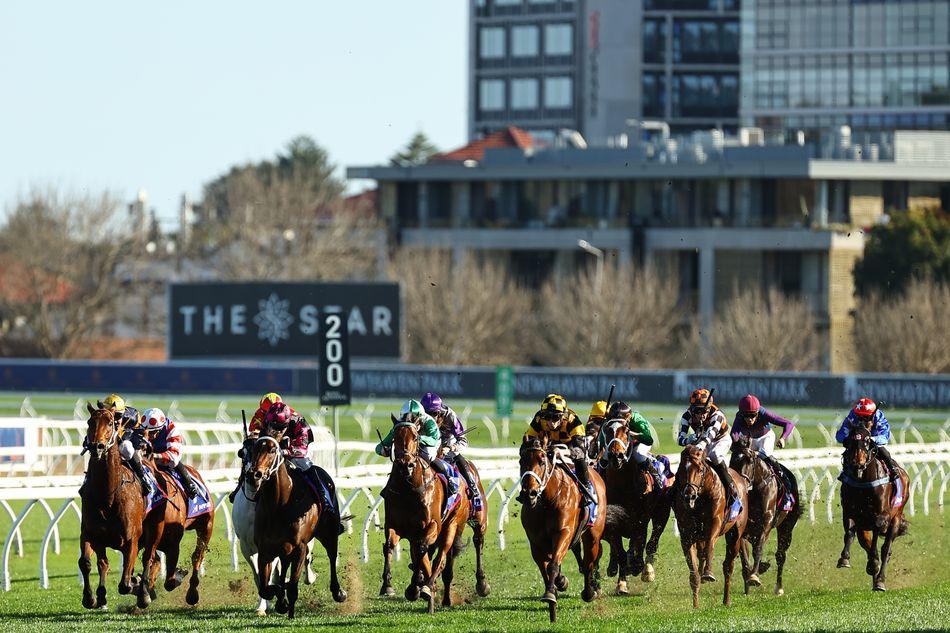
[0, 1, 467, 228]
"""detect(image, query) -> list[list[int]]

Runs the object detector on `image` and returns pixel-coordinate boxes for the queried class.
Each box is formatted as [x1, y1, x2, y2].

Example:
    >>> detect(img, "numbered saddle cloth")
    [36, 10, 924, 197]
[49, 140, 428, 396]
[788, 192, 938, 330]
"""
[436, 463, 465, 522]
[145, 464, 212, 519]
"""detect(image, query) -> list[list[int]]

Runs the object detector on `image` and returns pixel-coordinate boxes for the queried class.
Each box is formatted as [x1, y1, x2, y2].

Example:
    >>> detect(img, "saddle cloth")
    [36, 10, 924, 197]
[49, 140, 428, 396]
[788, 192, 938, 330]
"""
[553, 457, 598, 527]
[838, 460, 904, 508]
[764, 460, 797, 512]
[435, 462, 470, 522]
[142, 464, 212, 519]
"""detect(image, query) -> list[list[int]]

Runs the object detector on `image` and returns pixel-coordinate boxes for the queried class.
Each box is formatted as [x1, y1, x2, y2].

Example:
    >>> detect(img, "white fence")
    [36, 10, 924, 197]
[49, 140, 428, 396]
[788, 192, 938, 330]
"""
[0, 412, 947, 592]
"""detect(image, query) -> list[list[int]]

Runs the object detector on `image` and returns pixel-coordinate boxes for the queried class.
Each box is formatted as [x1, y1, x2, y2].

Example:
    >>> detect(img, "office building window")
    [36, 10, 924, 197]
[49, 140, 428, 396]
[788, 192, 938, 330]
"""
[479, 27, 505, 59]
[495, 0, 521, 6]
[643, 73, 666, 117]
[544, 24, 573, 56]
[511, 78, 539, 109]
[479, 79, 506, 111]
[512, 25, 540, 57]
[643, 19, 666, 64]
[544, 76, 572, 108]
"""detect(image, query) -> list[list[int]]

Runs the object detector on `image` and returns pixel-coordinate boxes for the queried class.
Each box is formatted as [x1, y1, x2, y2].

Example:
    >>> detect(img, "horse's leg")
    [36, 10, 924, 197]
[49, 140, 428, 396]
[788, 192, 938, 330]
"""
[580, 529, 602, 602]
[428, 520, 460, 612]
[257, 554, 276, 602]
[722, 528, 741, 606]
[774, 515, 797, 596]
[856, 529, 876, 583]
[874, 517, 899, 592]
[702, 517, 722, 582]
[612, 537, 629, 595]
[405, 540, 424, 602]
[285, 545, 308, 619]
[146, 552, 162, 601]
[272, 554, 290, 614]
[682, 541, 701, 609]
[91, 543, 110, 609]
[644, 500, 671, 583]
[162, 525, 185, 592]
[749, 528, 769, 587]
[838, 514, 855, 568]
[117, 537, 139, 595]
[739, 538, 753, 594]
[185, 515, 212, 606]
[473, 521, 490, 597]
[137, 524, 162, 609]
[244, 551, 269, 615]
[79, 538, 97, 609]
[318, 524, 347, 603]
[440, 541, 456, 608]
[380, 528, 397, 597]
[628, 520, 647, 578]
[867, 528, 881, 586]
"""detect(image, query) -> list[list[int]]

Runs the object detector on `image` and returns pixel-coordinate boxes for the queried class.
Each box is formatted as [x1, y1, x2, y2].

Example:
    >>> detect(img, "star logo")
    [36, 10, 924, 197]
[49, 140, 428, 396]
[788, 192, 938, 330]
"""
[253, 293, 294, 346]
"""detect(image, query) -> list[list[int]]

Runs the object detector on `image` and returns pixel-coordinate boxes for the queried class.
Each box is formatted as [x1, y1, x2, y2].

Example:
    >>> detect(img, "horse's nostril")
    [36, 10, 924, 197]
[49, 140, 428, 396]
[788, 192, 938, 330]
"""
[253, 471, 263, 480]
[96, 443, 105, 450]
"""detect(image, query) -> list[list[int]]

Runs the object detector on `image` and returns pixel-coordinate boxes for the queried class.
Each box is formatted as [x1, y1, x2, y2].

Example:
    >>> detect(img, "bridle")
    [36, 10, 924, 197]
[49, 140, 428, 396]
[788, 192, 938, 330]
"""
[680, 450, 708, 508]
[844, 430, 876, 477]
[603, 419, 632, 466]
[87, 411, 120, 460]
[520, 445, 555, 497]
[245, 435, 284, 501]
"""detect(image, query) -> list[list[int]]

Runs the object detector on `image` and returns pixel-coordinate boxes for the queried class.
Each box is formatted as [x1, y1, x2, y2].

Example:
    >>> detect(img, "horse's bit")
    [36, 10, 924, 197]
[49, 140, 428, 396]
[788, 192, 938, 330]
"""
[520, 446, 554, 492]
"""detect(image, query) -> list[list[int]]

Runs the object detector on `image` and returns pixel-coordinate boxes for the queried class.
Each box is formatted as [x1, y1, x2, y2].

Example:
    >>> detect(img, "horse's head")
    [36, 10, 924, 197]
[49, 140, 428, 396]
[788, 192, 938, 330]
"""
[391, 414, 420, 474]
[519, 438, 551, 507]
[248, 426, 285, 495]
[678, 444, 708, 509]
[602, 419, 631, 470]
[729, 435, 756, 478]
[843, 429, 874, 478]
[85, 402, 122, 460]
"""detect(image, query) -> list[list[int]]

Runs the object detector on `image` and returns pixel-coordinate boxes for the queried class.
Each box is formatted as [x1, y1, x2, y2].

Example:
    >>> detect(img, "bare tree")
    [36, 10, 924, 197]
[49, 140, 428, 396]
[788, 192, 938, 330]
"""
[699, 287, 822, 371]
[534, 264, 684, 368]
[0, 188, 133, 358]
[394, 251, 532, 365]
[853, 278, 950, 374]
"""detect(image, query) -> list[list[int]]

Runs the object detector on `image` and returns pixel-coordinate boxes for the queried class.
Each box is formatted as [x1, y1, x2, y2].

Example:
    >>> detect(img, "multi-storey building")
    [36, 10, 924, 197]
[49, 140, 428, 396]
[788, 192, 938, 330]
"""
[741, 0, 950, 134]
[349, 127, 950, 371]
[469, 0, 741, 145]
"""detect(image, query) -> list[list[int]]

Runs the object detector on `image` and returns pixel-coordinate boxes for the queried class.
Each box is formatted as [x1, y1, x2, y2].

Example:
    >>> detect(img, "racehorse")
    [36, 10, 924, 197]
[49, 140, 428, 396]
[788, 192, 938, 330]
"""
[231, 455, 319, 616]
[600, 420, 672, 594]
[519, 438, 607, 623]
[837, 426, 909, 591]
[79, 403, 214, 610]
[729, 435, 801, 596]
[247, 429, 347, 619]
[672, 444, 749, 608]
[379, 419, 489, 612]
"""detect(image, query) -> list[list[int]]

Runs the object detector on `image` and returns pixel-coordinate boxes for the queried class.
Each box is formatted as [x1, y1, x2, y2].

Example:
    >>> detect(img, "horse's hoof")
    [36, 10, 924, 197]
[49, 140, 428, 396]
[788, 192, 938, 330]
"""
[701, 573, 717, 583]
[548, 601, 557, 623]
[255, 609, 267, 617]
[275, 598, 288, 614]
[333, 589, 348, 603]
[117, 583, 131, 595]
[540, 591, 557, 604]
[186, 587, 200, 606]
[136, 593, 151, 609]
[380, 585, 396, 597]
[873, 582, 886, 592]
[642, 564, 656, 583]
[758, 561, 771, 574]
[81, 594, 96, 610]
[837, 558, 851, 569]
[419, 585, 432, 599]
[581, 587, 596, 602]
[555, 574, 569, 592]
[775, 587, 785, 596]
[615, 580, 629, 596]
[405, 585, 420, 602]
[476, 579, 491, 597]
[426, 593, 435, 614]
[164, 578, 181, 592]
[748, 574, 761, 587]
[148, 587, 158, 601]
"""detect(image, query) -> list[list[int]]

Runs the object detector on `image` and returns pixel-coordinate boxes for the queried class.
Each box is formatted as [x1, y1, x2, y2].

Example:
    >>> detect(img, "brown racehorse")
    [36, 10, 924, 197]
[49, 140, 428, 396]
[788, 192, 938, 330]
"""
[380, 420, 489, 613]
[247, 429, 347, 619]
[380, 429, 491, 603]
[729, 435, 801, 596]
[600, 421, 672, 594]
[79, 404, 214, 610]
[673, 444, 749, 608]
[519, 438, 607, 623]
[837, 427, 909, 591]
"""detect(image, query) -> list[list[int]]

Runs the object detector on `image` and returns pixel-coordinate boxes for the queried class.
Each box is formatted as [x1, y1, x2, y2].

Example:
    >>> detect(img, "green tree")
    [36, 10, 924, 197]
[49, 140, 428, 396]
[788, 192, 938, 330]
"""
[853, 208, 950, 296]
[389, 131, 439, 167]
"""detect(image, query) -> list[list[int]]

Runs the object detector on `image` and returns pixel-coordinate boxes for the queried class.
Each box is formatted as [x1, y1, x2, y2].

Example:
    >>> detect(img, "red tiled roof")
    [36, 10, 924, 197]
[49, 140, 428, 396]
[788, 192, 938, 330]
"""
[432, 126, 534, 163]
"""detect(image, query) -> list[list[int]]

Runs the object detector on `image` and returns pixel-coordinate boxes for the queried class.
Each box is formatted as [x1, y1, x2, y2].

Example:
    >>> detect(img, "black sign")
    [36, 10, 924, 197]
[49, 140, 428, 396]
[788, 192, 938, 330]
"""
[319, 311, 351, 406]
[168, 282, 400, 359]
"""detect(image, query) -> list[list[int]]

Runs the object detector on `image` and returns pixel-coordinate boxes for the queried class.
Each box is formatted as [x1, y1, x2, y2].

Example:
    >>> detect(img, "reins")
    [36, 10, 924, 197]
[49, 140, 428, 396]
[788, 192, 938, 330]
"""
[520, 446, 556, 494]
[245, 435, 284, 502]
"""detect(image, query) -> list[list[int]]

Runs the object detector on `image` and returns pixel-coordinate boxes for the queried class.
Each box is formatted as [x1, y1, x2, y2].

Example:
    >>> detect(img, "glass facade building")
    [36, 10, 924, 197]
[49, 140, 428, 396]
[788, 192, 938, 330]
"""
[741, 0, 950, 132]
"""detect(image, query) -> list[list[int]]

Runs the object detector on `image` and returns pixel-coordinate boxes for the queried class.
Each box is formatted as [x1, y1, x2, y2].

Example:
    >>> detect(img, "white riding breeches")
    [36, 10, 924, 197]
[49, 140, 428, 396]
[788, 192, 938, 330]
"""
[631, 442, 652, 464]
[750, 431, 776, 457]
[119, 440, 135, 461]
[701, 434, 732, 465]
[421, 444, 438, 461]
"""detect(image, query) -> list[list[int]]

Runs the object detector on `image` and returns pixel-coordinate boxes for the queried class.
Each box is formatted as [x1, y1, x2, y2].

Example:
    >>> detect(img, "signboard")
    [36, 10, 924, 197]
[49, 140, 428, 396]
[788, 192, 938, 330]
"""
[319, 311, 351, 406]
[168, 282, 400, 359]
[496, 365, 514, 416]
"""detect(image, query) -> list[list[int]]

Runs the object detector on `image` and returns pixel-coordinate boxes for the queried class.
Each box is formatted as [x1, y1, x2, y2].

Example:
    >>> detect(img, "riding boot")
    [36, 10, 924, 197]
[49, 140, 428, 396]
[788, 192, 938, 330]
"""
[573, 457, 598, 505]
[454, 454, 482, 511]
[640, 456, 664, 486]
[228, 470, 245, 503]
[127, 454, 151, 496]
[875, 446, 900, 479]
[711, 459, 741, 515]
[431, 458, 460, 498]
[174, 462, 200, 498]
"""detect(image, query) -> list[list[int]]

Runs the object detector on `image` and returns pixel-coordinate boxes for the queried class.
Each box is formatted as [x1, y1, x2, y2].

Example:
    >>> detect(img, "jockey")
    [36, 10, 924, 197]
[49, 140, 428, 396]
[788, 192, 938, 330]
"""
[376, 399, 459, 499]
[421, 392, 482, 511]
[264, 402, 343, 529]
[140, 408, 200, 498]
[600, 401, 663, 484]
[585, 400, 608, 457]
[228, 391, 282, 502]
[729, 394, 796, 471]
[82, 394, 150, 495]
[835, 398, 899, 477]
[523, 394, 596, 504]
[678, 389, 741, 517]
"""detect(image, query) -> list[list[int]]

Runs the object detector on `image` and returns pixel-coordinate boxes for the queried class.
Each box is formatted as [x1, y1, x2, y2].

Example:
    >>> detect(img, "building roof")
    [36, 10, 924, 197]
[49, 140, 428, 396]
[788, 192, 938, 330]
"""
[432, 126, 534, 163]
[0, 259, 73, 305]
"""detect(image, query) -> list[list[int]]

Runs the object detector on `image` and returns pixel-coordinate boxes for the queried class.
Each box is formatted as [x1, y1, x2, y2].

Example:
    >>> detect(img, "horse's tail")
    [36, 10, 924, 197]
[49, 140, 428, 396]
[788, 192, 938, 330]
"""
[604, 504, 632, 539]
[452, 535, 469, 557]
[896, 515, 910, 538]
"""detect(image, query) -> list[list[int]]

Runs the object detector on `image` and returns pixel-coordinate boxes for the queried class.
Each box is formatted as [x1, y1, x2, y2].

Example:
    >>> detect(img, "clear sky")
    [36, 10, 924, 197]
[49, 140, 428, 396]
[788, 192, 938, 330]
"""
[0, 1, 467, 227]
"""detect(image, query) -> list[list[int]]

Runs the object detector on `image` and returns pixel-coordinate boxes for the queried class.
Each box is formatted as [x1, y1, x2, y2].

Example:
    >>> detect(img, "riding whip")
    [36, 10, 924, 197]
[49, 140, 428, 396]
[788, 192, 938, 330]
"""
[605, 384, 616, 410]
[241, 409, 248, 440]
